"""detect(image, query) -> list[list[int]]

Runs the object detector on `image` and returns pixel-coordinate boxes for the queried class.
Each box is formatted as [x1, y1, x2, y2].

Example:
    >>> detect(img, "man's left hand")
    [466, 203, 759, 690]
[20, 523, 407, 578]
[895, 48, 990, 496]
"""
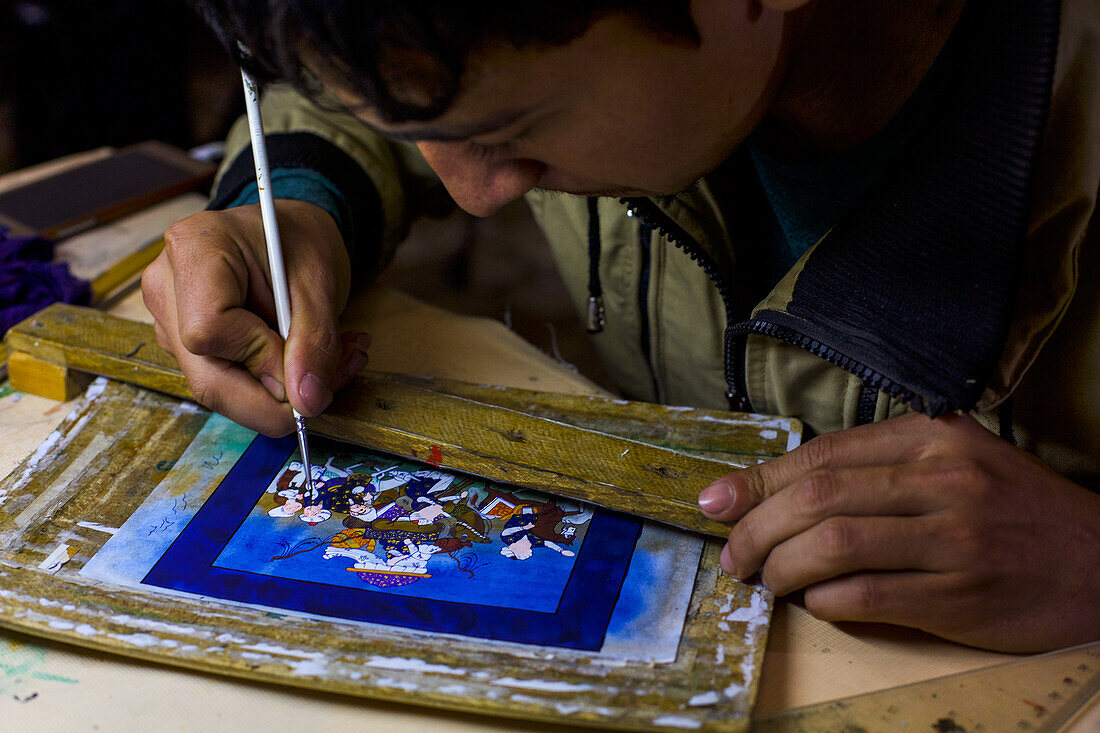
[697, 412, 1100, 652]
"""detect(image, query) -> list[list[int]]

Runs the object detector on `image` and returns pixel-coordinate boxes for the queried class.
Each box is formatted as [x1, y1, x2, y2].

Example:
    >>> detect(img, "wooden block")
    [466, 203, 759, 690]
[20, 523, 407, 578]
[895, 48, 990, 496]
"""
[7, 350, 92, 402]
[89, 237, 165, 303]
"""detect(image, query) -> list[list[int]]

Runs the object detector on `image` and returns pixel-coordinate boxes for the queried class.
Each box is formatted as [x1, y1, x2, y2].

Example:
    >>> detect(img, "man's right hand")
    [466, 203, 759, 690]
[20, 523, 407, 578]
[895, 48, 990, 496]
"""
[142, 200, 371, 436]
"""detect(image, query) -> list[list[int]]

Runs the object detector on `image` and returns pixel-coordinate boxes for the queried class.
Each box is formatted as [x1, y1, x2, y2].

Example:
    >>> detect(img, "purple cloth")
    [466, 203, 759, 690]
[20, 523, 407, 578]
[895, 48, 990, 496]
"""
[0, 226, 91, 335]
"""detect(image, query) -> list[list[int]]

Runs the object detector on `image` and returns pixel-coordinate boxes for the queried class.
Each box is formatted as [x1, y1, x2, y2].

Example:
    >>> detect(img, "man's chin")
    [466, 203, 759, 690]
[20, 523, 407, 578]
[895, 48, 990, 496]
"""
[532, 182, 695, 199]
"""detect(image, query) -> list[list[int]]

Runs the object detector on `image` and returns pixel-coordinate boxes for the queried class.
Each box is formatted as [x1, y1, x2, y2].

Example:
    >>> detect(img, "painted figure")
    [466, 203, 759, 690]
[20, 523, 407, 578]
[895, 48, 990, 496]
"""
[263, 450, 590, 591]
[500, 506, 576, 560]
[267, 488, 304, 517]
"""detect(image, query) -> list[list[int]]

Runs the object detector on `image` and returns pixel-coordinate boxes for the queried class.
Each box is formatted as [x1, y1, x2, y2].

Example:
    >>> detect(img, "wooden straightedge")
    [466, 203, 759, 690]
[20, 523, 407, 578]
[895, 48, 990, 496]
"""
[5, 303, 802, 538]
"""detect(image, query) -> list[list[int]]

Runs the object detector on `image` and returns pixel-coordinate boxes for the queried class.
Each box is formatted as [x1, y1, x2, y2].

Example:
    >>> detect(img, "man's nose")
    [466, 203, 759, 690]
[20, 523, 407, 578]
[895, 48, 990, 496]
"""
[418, 141, 545, 217]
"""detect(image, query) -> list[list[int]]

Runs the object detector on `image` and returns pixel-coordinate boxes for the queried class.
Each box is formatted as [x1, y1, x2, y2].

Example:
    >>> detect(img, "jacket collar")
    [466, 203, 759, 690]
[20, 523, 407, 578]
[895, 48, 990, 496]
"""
[731, 0, 1062, 417]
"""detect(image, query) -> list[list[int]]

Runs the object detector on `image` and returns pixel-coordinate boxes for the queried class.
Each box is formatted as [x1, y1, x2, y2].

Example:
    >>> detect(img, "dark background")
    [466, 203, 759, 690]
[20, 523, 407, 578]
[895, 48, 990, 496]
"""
[0, 0, 610, 389]
[0, 0, 241, 171]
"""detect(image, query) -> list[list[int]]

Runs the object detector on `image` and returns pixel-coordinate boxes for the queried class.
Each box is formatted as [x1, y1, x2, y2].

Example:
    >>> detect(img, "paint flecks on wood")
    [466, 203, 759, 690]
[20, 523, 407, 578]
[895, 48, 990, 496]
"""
[0, 380, 780, 732]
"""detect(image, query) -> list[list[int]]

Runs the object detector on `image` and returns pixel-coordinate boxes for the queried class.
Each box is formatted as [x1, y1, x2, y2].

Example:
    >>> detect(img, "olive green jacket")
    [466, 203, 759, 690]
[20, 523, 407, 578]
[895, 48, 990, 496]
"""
[216, 0, 1098, 486]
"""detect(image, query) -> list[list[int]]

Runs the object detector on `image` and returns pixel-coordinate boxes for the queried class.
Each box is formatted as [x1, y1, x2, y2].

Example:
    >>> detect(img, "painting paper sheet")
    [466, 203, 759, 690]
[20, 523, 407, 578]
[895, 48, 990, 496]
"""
[83, 414, 703, 662]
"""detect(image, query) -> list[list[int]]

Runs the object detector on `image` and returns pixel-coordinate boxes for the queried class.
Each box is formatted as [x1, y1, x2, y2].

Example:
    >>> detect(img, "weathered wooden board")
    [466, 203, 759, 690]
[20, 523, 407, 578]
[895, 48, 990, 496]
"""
[0, 380, 774, 731]
[6, 304, 802, 538]
[0, 193, 205, 382]
[374, 374, 799, 462]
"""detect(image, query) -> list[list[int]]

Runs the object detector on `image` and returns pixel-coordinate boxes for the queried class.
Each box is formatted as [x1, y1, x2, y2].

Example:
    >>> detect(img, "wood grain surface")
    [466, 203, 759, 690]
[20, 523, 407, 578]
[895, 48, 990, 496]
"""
[0, 380, 775, 731]
[6, 304, 802, 538]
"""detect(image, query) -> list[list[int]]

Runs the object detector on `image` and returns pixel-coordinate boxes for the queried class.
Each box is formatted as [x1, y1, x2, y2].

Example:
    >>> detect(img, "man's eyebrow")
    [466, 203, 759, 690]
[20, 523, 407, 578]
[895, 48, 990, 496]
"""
[365, 108, 528, 143]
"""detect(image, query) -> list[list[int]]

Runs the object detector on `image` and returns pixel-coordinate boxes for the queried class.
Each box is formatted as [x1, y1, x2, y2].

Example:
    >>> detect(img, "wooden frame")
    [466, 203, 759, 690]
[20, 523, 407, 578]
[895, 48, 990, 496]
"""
[0, 377, 797, 731]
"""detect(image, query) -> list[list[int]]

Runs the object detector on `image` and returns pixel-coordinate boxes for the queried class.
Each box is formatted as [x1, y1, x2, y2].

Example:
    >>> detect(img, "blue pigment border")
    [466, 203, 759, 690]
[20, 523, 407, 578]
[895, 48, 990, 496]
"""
[143, 434, 642, 650]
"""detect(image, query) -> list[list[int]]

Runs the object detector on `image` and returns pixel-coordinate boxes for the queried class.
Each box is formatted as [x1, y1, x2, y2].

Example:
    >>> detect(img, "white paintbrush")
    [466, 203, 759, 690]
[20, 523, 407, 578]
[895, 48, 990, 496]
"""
[240, 66, 320, 506]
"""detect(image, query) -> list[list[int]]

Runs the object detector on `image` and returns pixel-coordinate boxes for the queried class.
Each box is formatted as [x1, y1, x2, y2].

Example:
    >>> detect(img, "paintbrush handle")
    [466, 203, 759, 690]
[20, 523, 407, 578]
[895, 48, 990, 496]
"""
[240, 68, 294, 342]
[240, 65, 318, 499]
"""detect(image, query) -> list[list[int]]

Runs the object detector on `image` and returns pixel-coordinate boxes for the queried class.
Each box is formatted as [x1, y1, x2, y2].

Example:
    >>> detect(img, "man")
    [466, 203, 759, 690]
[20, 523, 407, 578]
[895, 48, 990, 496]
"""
[142, 0, 1099, 652]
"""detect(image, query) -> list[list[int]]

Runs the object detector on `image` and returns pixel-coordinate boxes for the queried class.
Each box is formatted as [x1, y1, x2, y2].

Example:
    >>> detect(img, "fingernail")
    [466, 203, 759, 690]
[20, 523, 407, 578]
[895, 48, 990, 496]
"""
[698, 481, 734, 515]
[720, 544, 738, 577]
[260, 375, 285, 402]
[300, 372, 333, 414]
[355, 332, 372, 352]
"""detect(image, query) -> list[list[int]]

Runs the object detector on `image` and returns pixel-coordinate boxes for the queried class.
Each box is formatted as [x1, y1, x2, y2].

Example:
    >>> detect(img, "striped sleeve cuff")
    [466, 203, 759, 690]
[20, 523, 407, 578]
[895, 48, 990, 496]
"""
[209, 131, 383, 274]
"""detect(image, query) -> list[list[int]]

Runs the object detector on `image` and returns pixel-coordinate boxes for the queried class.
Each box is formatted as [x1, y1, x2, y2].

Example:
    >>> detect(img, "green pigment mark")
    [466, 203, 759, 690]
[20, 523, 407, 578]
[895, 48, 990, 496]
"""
[0, 641, 79, 693]
[1, 660, 35, 677]
[30, 672, 78, 684]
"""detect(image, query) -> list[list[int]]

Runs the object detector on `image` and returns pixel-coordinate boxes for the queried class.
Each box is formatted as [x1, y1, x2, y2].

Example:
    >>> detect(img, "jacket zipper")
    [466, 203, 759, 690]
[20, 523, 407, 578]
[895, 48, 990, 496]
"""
[731, 319, 928, 414]
[621, 197, 751, 411]
[620, 197, 925, 418]
[636, 220, 663, 402]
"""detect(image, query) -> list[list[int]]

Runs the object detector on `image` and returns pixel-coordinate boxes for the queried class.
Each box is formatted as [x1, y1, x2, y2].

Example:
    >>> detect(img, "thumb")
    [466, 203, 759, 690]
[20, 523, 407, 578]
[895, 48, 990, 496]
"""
[696, 421, 912, 522]
[283, 301, 347, 417]
[269, 199, 355, 417]
[697, 437, 839, 522]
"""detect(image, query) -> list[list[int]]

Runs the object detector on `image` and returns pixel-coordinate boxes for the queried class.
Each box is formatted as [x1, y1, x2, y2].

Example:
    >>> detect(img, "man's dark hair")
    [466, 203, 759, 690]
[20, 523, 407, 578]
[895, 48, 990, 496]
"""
[189, 1, 697, 123]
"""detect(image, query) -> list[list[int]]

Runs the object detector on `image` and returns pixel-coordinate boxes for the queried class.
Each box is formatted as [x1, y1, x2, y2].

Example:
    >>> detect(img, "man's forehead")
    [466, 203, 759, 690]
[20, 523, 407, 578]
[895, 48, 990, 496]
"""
[337, 41, 556, 143]
[364, 106, 529, 143]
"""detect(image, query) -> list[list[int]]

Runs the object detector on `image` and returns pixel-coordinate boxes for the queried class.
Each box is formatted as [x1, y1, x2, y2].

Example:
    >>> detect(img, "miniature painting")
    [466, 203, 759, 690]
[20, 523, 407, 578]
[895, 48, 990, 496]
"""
[84, 415, 703, 660]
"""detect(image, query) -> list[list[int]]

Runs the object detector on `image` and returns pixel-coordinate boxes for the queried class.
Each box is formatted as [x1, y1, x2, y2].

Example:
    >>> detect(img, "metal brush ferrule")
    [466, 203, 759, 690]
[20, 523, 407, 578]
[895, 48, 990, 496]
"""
[294, 415, 317, 504]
